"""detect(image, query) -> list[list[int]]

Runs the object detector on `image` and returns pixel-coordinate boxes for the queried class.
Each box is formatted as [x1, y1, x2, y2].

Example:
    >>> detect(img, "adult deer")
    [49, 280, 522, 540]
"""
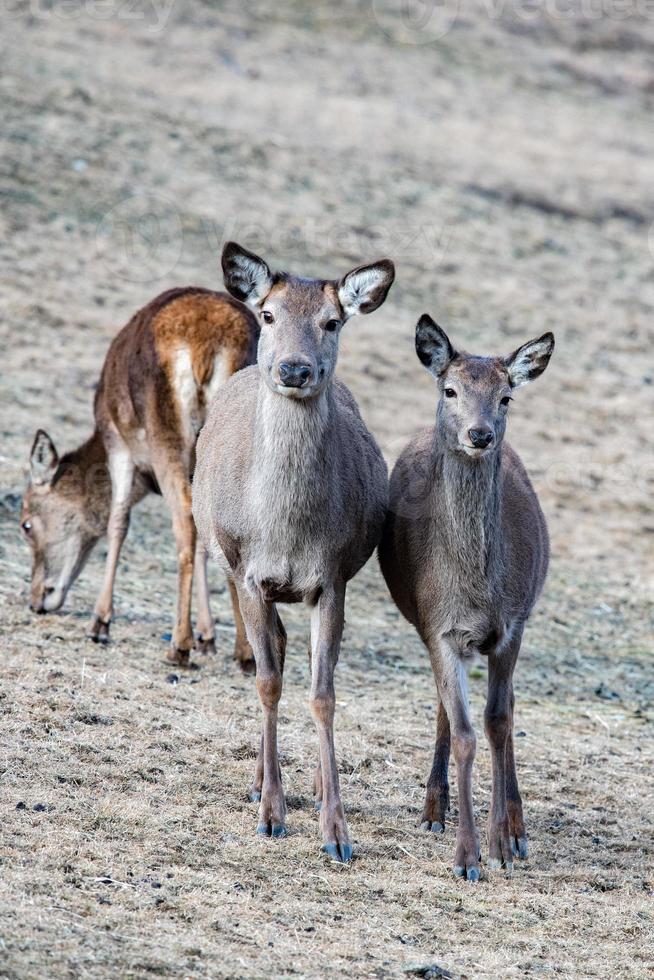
[379, 315, 554, 881]
[193, 242, 394, 861]
[21, 287, 258, 669]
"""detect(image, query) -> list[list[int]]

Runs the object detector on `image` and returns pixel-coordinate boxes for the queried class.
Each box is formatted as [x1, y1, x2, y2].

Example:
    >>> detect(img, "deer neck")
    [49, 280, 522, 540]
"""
[61, 429, 112, 536]
[252, 383, 333, 536]
[434, 440, 505, 590]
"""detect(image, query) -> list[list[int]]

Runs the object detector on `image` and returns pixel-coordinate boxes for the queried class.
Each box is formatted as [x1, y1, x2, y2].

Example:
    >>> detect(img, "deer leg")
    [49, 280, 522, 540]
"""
[430, 636, 479, 881]
[155, 464, 196, 666]
[505, 682, 528, 859]
[420, 698, 451, 833]
[309, 584, 351, 863]
[237, 589, 286, 835]
[193, 540, 215, 653]
[307, 641, 323, 811]
[89, 447, 134, 644]
[227, 577, 255, 674]
[485, 633, 522, 871]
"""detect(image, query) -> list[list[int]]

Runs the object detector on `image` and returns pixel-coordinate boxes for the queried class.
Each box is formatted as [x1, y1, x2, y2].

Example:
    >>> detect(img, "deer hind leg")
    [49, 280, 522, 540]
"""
[89, 444, 135, 644]
[154, 460, 196, 666]
[485, 629, 523, 871]
[193, 539, 215, 653]
[430, 635, 479, 881]
[420, 698, 451, 834]
[249, 608, 285, 805]
[308, 641, 323, 812]
[310, 584, 351, 863]
[227, 577, 255, 674]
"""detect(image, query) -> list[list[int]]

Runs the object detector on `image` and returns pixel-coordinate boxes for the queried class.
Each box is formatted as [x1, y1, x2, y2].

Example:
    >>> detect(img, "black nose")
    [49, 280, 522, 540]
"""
[468, 427, 494, 448]
[278, 360, 313, 388]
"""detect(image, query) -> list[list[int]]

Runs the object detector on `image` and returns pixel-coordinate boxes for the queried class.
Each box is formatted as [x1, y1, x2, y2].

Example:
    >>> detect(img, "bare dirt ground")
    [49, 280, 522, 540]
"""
[1, 1, 653, 977]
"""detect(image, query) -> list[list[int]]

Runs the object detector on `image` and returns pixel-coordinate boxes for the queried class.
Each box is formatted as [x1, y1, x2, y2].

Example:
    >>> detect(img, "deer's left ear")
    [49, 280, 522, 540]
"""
[505, 332, 555, 388]
[30, 429, 59, 486]
[338, 259, 395, 317]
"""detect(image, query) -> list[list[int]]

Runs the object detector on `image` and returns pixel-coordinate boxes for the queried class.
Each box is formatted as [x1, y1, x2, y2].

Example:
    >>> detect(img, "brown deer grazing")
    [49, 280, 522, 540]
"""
[21, 287, 259, 669]
[192, 242, 394, 861]
[379, 315, 554, 881]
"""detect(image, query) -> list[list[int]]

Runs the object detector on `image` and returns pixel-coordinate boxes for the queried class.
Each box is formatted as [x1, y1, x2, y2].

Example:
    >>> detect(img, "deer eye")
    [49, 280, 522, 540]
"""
[500, 395, 512, 407]
[444, 388, 457, 399]
[261, 310, 274, 324]
[21, 520, 32, 534]
[323, 319, 341, 333]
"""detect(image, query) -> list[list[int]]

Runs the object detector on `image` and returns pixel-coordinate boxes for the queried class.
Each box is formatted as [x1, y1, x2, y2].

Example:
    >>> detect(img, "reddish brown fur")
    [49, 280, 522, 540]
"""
[23, 287, 259, 668]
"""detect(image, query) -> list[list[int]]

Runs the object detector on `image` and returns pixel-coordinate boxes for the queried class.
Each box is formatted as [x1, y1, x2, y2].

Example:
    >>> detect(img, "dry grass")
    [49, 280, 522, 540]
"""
[1, 1, 653, 977]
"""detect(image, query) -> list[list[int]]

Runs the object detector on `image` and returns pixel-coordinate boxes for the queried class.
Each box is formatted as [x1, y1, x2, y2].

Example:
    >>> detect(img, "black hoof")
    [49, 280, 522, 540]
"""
[453, 865, 480, 882]
[257, 822, 286, 838]
[196, 635, 216, 654]
[322, 842, 353, 864]
[420, 820, 444, 834]
[511, 836, 529, 859]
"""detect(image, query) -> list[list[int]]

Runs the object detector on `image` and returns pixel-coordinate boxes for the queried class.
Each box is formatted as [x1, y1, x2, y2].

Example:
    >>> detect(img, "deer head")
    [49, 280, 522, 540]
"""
[21, 430, 103, 612]
[415, 315, 554, 458]
[222, 242, 395, 400]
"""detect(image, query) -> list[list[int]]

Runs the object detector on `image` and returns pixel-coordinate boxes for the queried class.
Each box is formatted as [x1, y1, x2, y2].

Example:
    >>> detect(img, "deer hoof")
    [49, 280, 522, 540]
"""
[238, 656, 256, 676]
[314, 800, 322, 812]
[454, 864, 480, 882]
[511, 835, 529, 860]
[249, 789, 262, 803]
[166, 647, 192, 667]
[322, 842, 353, 864]
[257, 821, 286, 838]
[421, 820, 445, 834]
[195, 634, 216, 654]
[88, 617, 110, 644]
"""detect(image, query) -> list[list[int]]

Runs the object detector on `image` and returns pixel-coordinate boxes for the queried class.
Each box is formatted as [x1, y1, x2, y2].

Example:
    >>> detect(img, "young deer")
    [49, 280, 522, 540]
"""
[192, 242, 394, 861]
[21, 287, 259, 669]
[379, 315, 554, 881]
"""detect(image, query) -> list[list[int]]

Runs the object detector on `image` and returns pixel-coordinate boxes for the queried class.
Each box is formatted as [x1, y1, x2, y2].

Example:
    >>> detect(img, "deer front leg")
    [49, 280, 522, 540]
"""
[237, 589, 287, 836]
[309, 584, 351, 863]
[420, 699, 451, 834]
[430, 635, 479, 881]
[89, 447, 134, 644]
[193, 540, 215, 653]
[485, 631, 524, 870]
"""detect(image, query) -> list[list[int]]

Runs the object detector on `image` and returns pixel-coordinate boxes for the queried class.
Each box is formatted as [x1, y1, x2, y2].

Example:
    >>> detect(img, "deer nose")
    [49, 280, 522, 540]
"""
[468, 427, 494, 448]
[278, 359, 313, 388]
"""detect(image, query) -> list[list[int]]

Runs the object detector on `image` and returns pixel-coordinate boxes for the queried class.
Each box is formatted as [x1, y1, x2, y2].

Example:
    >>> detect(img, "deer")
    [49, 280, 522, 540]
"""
[21, 286, 259, 670]
[192, 242, 395, 862]
[378, 314, 554, 881]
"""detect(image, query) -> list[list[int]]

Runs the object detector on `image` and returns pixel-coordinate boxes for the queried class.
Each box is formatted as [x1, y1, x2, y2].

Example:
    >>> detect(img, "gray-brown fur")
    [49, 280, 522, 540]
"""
[378, 314, 554, 881]
[192, 242, 394, 862]
[21, 287, 259, 667]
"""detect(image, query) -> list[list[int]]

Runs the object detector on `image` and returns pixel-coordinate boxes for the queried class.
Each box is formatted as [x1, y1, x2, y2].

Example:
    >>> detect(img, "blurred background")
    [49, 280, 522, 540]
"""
[0, 2, 652, 977]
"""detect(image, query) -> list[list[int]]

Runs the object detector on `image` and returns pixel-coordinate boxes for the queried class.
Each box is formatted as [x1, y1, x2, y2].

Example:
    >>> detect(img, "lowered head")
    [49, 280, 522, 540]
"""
[415, 314, 554, 459]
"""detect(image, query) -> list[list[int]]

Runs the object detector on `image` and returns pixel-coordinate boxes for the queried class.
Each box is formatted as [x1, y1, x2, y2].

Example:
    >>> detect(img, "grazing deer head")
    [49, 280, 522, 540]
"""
[21, 430, 106, 613]
[415, 314, 554, 457]
[222, 242, 395, 400]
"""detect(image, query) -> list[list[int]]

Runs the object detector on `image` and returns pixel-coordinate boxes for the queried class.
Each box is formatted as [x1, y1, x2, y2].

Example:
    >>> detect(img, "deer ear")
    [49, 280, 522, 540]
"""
[337, 259, 395, 317]
[221, 241, 274, 307]
[415, 314, 456, 377]
[505, 332, 555, 388]
[30, 429, 59, 486]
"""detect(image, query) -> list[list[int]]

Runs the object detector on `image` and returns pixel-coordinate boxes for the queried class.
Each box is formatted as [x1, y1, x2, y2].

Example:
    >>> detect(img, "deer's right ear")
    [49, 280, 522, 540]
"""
[221, 241, 274, 307]
[415, 314, 456, 377]
[30, 429, 58, 486]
